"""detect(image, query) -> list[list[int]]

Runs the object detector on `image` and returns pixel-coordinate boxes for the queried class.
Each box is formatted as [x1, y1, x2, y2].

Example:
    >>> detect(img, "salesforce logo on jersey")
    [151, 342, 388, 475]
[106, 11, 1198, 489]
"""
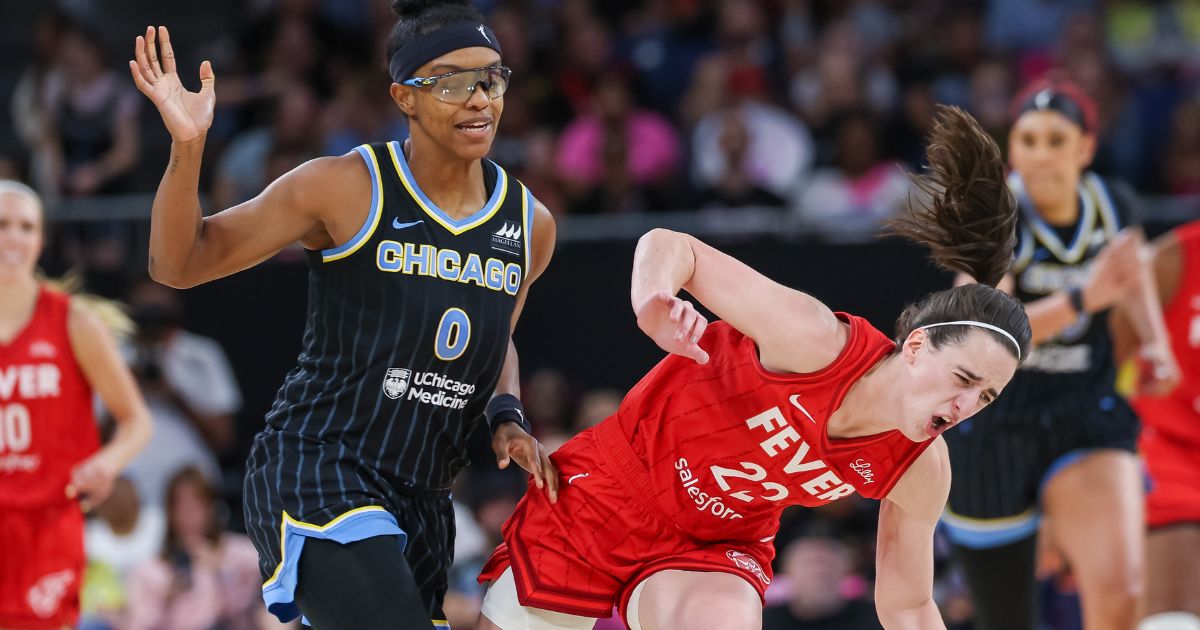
[382, 367, 476, 410]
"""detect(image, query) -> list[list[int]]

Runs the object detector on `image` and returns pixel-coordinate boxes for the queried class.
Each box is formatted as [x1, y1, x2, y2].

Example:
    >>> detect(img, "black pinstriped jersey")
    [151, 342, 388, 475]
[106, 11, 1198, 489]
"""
[259, 141, 535, 491]
[991, 171, 1136, 411]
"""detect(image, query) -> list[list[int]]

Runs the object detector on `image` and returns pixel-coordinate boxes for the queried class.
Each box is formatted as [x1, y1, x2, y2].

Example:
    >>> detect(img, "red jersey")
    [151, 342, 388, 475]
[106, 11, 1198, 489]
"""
[1133, 222, 1200, 445]
[612, 314, 932, 542]
[0, 287, 99, 508]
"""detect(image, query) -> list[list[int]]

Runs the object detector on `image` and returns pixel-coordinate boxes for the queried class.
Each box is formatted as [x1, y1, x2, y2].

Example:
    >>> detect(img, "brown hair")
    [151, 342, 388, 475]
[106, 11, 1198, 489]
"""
[885, 106, 1031, 360]
[886, 105, 1016, 287]
[161, 467, 222, 560]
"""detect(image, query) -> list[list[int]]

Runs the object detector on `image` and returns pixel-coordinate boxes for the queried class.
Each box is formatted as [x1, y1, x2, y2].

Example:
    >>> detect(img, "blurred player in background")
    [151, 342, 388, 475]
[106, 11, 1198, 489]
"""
[0, 180, 152, 629]
[1111, 221, 1200, 630]
[941, 78, 1178, 630]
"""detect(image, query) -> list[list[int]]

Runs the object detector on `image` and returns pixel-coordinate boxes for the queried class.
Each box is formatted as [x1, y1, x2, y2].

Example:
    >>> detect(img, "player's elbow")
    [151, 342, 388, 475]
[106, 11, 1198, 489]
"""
[148, 260, 196, 289]
[639, 227, 685, 249]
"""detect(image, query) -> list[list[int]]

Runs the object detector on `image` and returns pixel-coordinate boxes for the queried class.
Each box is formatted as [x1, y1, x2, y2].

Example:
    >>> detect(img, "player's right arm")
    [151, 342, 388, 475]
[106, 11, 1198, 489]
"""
[130, 26, 363, 288]
[631, 228, 847, 373]
[954, 229, 1142, 345]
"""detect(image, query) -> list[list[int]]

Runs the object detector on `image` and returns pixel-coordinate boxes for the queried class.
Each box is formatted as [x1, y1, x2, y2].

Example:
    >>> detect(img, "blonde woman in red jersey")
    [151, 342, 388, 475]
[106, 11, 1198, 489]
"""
[0, 181, 151, 630]
[475, 107, 1031, 630]
[1111, 221, 1200, 629]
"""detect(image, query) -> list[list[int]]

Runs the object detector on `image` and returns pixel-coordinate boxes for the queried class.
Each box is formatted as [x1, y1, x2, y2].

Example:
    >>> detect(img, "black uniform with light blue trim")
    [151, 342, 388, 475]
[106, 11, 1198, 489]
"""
[942, 171, 1139, 547]
[243, 141, 535, 625]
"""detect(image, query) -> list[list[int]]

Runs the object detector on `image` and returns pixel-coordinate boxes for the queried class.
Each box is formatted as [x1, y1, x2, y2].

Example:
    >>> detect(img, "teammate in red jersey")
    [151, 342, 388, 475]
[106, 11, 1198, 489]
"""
[476, 107, 1032, 630]
[0, 181, 152, 630]
[1112, 221, 1200, 627]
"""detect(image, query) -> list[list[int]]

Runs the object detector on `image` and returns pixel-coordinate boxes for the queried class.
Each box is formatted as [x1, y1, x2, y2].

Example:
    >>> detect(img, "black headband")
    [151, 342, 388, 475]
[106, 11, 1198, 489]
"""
[389, 21, 502, 84]
[1014, 87, 1090, 132]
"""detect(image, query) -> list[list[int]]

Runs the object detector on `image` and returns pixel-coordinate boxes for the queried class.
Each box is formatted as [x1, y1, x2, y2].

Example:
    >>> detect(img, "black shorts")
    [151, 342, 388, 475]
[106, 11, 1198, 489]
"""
[942, 387, 1138, 548]
[243, 432, 455, 624]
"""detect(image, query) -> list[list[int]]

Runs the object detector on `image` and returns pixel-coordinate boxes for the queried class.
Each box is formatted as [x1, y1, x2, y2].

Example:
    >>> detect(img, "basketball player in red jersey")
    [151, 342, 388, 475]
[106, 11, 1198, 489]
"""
[1112, 221, 1200, 628]
[0, 181, 152, 630]
[475, 107, 1031, 630]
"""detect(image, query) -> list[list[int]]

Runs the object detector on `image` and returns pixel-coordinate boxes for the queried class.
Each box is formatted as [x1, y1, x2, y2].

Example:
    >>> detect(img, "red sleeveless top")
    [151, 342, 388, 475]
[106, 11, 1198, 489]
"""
[0, 287, 98, 508]
[1134, 222, 1200, 445]
[610, 315, 934, 542]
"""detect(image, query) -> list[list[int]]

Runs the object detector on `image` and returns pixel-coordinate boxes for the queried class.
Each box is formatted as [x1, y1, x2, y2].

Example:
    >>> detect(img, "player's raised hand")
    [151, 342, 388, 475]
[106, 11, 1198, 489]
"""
[493, 423, 559, 504]
[129, 26, 214, 144]
[635, 292, 710, 364]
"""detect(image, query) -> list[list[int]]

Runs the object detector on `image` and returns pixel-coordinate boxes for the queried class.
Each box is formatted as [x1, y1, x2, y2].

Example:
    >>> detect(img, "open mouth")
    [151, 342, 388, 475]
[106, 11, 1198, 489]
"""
[927, 415, 952, 437]
[455, 119, 493, 135]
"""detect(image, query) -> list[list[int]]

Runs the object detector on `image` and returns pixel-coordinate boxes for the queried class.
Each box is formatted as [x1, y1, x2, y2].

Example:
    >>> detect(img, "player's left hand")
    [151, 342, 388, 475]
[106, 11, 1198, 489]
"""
[1138, 342, 1181, 397]
[66, 451, 120, 511]
[492, 423, 559, 504]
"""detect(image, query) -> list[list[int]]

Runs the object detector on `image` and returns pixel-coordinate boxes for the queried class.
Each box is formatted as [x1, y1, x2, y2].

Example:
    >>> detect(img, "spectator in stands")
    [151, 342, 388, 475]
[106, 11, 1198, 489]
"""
[762, 536, 882, 630]
[212, 83, 322, 209]
[691, 79, 814, 204]
[555, 67, 680, 213]
[790, 109, 910, 234]
[36, 17, 141, 198]
[124, 467, 271, 630]
[80, 477, 165, 629]
[1164, 99, 1200, 195]
[120, 280, 241, 505]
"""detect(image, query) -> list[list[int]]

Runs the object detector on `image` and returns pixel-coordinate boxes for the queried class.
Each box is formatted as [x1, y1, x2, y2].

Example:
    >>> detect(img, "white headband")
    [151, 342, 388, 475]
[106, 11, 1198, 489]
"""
[918, 320, 1022, 359]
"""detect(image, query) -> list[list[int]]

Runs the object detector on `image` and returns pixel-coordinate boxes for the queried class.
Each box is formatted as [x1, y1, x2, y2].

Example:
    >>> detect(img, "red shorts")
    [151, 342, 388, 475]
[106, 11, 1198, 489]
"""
[1140, 423, 1200, 528]
[478, 422, 774, 625]
[0, 503, 85, 629]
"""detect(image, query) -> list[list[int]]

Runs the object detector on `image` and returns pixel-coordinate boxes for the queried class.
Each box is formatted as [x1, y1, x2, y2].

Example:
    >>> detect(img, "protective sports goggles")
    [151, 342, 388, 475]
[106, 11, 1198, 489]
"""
[401, 66, 512, 104]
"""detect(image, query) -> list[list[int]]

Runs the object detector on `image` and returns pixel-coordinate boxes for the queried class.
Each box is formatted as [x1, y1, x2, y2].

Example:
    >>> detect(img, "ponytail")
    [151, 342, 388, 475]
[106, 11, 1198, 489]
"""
[885, 105, 1016, 287]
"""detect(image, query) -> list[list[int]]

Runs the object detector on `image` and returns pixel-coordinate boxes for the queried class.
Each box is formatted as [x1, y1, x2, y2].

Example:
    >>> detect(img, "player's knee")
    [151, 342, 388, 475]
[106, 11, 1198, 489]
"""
[1087, 565, 1144, 615]
[1096, 558, 1146, 604]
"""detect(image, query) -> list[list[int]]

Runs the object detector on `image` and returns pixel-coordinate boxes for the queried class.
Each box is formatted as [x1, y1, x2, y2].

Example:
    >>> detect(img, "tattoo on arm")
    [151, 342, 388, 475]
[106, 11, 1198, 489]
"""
[168, 155, 180, 176]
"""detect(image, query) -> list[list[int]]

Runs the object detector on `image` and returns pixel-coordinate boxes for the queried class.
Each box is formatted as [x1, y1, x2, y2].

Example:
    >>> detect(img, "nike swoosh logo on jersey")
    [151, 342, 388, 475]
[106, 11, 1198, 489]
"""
[393, 218, 424, 230]
[788, 394, 816, 424]
[567, 473, 589, 485]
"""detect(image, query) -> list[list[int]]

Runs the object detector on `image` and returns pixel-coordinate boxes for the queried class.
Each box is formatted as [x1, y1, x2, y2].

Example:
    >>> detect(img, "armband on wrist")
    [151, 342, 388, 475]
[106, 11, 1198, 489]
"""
[486, 394, 532, 436]
[1068, 286, 1086, 314]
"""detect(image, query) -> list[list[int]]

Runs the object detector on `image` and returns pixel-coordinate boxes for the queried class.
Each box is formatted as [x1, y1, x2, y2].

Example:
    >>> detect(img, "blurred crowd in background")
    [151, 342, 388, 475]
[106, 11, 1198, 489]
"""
[2, 0, 1199, 628]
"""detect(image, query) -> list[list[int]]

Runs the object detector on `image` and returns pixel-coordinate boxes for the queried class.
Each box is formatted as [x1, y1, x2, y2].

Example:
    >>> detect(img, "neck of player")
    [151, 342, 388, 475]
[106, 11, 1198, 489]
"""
[0, 275, 40, 337]
[825, 354, 908, 440]
[405, 135, 490, 222]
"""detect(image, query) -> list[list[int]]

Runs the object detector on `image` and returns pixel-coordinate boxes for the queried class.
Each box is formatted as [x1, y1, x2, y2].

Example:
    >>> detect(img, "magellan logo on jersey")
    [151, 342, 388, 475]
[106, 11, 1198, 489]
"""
[726, 550, 770, 585]
[382, 368, 411, 400]
[490, 221, 522, 256]
[383, 367, 477, 409]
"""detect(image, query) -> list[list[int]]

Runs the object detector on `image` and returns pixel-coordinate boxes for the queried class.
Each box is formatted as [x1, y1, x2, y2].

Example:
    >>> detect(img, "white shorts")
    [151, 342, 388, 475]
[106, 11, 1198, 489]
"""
[479, 568, 652, 630]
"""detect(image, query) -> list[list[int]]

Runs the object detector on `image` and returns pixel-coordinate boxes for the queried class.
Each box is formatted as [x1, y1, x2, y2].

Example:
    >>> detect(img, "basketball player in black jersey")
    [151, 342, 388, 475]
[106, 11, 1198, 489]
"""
[941, 78, 1180, 630]
[130, 1, 558, 627]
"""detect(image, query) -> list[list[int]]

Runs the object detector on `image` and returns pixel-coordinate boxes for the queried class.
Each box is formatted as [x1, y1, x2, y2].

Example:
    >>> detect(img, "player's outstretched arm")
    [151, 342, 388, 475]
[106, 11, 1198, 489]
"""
[131, 25, 353, 288]
[875, 438, 950, 630]
[630, 228, 847, 373]
[489, 202, 559, 502]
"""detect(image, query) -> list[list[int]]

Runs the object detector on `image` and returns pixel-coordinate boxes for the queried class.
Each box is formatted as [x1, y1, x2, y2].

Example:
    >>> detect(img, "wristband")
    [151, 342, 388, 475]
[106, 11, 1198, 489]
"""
[1067, 286, 1086, 314]
[486, 394, 532, 436]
